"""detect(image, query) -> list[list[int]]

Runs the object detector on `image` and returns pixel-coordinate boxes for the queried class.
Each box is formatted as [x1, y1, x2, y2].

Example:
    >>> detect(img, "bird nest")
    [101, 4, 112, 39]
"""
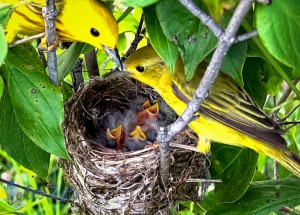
[61, 74, 207, 214]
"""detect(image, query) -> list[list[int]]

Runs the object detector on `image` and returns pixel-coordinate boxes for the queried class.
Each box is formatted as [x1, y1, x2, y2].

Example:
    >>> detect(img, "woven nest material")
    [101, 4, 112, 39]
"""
[61, 74, 207, 214]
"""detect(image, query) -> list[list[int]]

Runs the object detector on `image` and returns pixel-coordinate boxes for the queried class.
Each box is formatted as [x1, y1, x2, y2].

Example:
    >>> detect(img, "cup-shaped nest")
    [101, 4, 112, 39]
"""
[61, 74, 207, 214]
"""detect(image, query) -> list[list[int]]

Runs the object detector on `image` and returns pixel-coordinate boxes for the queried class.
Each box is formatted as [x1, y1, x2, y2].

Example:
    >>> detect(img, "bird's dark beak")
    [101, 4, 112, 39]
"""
[103, 46, 123, 70]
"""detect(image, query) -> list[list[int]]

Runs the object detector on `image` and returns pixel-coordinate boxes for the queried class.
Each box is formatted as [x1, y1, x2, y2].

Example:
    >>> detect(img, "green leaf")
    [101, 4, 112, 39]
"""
[202, 0, 239, 22]
[118, 33, 127, 57]
[221, 41, 247, 87]
[0, 199, 15, 213]
[0, 75, 3, 101]
[57, 42, 87, 82]
[243, 58, 268, 108]
[0, 3, 13, 27]
[3, 46, 70, 160]
[198, 191, 216, 213]
[114, 11, 139, 34]
[116, 0, 159, 8]
[210, 143, 258, 203]
[156, 0, 218, 81]
[252, 170, 267, 182]
[257, 154, 267, 173]
[247, 39, 267, 60]
[144, 4, 179, 72]
[256, 0, 300, 77]
[0, 89, 50, 178]
[206, 178, 300, 215]
[61, 80, 74, 103]
[266, 66, 283, 96]
[5, 43, 45, 74]
[0, 25, 7, 66]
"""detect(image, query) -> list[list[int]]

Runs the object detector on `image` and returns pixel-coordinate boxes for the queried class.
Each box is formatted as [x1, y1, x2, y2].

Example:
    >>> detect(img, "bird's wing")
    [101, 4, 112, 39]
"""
[172, 62, 286, 148]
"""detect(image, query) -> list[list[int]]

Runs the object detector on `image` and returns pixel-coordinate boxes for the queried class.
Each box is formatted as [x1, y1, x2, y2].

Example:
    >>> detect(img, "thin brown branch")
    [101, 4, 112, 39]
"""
[8, 33, 45, 47]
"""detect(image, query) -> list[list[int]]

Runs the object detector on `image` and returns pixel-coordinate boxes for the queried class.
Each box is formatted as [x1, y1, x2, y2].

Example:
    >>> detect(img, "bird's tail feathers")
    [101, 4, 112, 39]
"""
[264, 146, 300, 177]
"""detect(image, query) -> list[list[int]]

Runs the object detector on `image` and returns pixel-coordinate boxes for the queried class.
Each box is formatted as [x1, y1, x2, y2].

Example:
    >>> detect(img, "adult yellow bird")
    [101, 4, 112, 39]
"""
[124, 45, 300, 177]
[2, 0, 122, 67]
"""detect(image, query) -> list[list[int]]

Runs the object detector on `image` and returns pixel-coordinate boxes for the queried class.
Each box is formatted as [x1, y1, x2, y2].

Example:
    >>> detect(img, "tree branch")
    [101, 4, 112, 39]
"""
[158, 0, 255, 186]
[235, 30, 258, 43]
[43, 0, 59, 86]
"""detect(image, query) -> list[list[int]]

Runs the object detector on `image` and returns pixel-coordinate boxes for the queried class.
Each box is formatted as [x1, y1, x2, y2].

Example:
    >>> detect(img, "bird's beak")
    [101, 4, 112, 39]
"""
[103, 46, 123, 70]
[130, 125, 146, 141]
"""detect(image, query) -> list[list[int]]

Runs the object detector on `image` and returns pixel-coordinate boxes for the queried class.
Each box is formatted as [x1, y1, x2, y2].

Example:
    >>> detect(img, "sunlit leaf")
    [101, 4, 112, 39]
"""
[116, 0, 159, 8]
[0, 25, 7, 66]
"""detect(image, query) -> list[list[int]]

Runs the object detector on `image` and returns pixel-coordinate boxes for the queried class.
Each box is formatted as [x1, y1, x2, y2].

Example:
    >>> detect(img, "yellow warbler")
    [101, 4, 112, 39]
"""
[124, 45, 300, 177]
[2, 0, 122, 66]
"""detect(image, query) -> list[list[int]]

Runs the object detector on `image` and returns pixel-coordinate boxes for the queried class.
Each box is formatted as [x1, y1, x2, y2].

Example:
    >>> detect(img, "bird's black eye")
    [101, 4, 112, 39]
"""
[90, 28, 100, 37]
[136, 66, 146, 73]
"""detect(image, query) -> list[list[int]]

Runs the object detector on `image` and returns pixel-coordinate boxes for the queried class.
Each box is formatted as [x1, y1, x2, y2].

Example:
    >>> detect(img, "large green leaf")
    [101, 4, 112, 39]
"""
[207, 178, 300, 214]
[210, 144, 258, 203]
[144, 4, 179, 72]
[156, 0, 217, 81]
[0, 89, 50, 178]
[0, 25, 7, 66]
[256, 0, 300, 77]
[2, 45, 70, 160]
[117, 0, 159, 8]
